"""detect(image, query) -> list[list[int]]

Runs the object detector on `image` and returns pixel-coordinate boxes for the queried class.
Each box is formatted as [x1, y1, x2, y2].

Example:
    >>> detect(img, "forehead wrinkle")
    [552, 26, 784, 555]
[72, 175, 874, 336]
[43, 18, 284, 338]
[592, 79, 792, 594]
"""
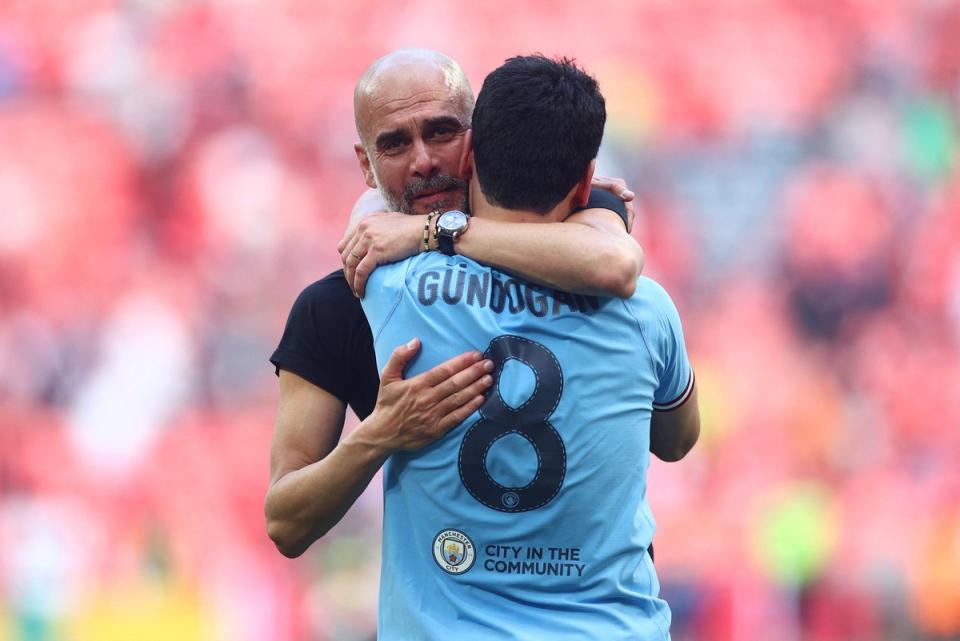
[373, 89, 452, 112]
[355, 49, 473, 146]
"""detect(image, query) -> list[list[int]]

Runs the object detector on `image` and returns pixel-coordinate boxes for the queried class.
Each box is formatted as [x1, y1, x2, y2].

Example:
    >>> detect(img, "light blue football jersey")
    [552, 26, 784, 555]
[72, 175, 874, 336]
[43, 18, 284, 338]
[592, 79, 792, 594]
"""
[361, 251, 692, 641]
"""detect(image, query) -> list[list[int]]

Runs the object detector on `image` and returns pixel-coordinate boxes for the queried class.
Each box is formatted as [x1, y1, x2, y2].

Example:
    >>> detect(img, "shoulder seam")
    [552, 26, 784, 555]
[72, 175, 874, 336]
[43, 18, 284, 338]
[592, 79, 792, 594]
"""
[368, 261, 416, 346]
[619, 297, 658, 388]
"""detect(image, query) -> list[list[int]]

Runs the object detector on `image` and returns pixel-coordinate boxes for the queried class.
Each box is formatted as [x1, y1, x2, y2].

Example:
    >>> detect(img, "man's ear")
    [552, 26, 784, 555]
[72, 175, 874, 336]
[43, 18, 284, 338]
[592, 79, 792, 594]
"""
[354, 142, 378, 189]
[458, 129, 474, 180]
[572, 158, 596, 207]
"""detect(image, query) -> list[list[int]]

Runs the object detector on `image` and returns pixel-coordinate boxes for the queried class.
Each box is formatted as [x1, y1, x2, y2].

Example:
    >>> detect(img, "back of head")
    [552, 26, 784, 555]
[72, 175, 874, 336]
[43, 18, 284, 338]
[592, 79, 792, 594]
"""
[471, 55, 606, 214]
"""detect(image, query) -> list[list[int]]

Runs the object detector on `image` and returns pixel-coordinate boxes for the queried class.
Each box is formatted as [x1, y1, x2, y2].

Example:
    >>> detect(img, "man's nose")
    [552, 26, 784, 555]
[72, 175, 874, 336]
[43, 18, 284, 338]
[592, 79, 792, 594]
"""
[410, 139, 438, 178]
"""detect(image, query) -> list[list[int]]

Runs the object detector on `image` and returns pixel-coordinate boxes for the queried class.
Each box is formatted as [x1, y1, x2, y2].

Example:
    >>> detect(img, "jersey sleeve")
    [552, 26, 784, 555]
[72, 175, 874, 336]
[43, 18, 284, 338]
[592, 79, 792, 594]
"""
[580, 188, 629, 230]
[632, 278, 694, 411]
[270, 276, 356, 404]
[359, 258, 413, 345]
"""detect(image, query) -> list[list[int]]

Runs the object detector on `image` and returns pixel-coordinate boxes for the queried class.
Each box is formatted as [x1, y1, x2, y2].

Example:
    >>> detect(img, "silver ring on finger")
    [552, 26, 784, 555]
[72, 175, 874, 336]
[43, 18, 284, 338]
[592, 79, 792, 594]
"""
[349, 250, 363, 261]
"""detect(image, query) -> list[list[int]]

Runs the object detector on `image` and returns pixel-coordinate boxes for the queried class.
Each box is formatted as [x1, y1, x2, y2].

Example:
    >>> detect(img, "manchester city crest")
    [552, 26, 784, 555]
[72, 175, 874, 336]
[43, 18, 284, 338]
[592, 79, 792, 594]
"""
[444, 538, 465, 564]
[432, 528, 476, 574]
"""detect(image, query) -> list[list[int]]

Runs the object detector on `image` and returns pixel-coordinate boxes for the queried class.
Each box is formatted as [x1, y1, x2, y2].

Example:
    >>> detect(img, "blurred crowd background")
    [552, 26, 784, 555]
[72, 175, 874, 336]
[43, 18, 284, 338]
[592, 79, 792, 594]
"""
[1, 0, 958, 640]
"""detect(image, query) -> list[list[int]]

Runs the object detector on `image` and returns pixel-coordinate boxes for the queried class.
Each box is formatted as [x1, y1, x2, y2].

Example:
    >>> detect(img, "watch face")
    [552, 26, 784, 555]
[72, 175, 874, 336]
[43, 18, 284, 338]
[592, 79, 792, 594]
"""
[438, 210, 468, 233]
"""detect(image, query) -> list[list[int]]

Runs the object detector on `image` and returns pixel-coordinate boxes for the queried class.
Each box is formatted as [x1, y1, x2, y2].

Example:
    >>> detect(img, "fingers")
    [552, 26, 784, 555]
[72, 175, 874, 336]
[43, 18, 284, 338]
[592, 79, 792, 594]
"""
[340, 233, 362, 273]
[427, 357, 494, 404]
[352, 251, 379, 298]
[339, 214, 381, 266]
[339, 217, 381, 294]
[342, 243, 368, 294]
[380, 338, 420, 383]
[624, 199, 636, 233]
[338, 218, 362, 255]
[374, 345, 493, 449]
[416, 349, 484, 388]
[592, 176, 635, 201]
[437, 394, 487, 434]
[344, 256, 356, 294]
[435, 370, 493, 416]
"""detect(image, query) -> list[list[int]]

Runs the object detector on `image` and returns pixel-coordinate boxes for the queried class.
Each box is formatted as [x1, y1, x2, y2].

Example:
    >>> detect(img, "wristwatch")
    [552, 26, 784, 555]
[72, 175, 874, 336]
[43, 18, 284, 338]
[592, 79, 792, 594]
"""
[435, 210, 470, 256]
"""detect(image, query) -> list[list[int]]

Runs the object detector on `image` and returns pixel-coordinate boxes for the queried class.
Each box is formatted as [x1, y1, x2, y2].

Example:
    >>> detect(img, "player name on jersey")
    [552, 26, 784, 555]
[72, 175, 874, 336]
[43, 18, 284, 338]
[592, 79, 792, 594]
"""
[416, 265, 601, 317]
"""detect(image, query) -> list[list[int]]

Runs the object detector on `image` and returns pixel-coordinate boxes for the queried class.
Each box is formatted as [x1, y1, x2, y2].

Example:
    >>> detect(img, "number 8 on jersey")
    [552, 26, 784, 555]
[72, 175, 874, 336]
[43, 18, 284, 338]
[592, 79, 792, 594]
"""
[458, 335, 566, 512]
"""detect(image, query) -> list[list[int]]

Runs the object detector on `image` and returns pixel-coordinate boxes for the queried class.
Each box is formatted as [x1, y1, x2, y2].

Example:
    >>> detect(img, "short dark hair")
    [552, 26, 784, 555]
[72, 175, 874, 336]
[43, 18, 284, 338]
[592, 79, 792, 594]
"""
[471, 55, 606, 213]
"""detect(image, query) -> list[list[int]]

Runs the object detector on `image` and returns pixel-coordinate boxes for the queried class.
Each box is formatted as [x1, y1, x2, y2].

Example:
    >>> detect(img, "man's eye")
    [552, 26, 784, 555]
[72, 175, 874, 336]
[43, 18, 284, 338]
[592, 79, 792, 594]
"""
[380, 139, 406, 153]
[431, 128, 457, 141]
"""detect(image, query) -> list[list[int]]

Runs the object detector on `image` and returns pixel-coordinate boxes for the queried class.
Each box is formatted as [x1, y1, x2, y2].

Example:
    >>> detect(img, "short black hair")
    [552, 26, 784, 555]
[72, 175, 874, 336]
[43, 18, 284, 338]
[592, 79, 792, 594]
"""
[471, 55, 606, 213]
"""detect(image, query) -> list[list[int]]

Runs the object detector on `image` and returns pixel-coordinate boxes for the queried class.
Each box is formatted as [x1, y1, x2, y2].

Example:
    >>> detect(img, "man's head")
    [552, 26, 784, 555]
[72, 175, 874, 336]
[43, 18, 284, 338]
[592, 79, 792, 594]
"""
[471, 55, 606, 214]
[354, 49, 473, 214]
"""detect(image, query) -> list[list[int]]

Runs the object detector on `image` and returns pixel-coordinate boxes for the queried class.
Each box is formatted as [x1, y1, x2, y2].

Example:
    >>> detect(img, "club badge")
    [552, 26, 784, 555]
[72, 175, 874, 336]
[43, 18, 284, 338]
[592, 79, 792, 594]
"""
[432, 528, 476, 575]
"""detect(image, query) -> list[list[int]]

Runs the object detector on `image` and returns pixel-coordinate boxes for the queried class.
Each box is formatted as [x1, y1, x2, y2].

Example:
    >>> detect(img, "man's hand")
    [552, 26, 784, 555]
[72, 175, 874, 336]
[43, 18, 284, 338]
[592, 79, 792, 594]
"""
[355, 338, 493, 455]
[337, 212, 424, 298]
[266, 338, 494, 557]
[591, 175, 637, 232]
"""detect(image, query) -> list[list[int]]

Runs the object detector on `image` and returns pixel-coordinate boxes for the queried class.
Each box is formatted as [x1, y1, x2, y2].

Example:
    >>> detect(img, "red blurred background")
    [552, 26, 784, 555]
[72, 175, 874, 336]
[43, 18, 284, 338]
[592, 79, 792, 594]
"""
[1, 1, 958, 640]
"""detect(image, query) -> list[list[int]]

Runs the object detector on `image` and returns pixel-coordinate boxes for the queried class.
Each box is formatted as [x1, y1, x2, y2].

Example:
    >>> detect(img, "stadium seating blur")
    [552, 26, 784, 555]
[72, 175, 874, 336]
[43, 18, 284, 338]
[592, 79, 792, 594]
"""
[1, 1, 958, 640]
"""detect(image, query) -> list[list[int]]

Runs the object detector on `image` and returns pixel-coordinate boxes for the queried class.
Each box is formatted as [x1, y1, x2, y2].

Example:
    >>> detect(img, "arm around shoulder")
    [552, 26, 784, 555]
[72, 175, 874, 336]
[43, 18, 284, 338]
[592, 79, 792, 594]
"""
[564, 208, 644, 298]
[456, 208, 644, 298]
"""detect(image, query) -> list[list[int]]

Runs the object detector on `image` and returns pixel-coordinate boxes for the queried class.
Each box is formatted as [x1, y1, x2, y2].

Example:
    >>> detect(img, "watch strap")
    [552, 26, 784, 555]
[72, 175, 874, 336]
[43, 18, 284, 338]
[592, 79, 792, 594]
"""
[435, 210, 467, 256]
[438, 229, 456, 255]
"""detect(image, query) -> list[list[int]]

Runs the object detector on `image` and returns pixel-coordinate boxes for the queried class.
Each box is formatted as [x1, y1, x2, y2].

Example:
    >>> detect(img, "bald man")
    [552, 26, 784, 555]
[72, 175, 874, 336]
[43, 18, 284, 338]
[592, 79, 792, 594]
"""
[266, 50, 643, 559]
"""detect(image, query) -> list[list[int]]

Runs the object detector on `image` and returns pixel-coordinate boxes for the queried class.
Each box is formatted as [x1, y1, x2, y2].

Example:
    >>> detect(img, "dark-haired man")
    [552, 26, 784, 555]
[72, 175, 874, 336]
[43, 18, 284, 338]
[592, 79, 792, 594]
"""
[266, 49, 644, 559]
[360, 55, 699, 640]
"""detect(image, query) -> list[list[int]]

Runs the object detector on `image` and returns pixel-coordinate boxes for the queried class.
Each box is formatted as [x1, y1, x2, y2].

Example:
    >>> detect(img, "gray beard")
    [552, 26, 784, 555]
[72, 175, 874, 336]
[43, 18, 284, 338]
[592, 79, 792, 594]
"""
[377, 186, 404, 213]
[400, 175, 470, 214]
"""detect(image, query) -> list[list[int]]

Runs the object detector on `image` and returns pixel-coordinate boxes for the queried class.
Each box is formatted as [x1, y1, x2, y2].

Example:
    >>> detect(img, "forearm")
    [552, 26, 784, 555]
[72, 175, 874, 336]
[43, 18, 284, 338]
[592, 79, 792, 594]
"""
[266, 344, 492, 557]
[265, 423, 389, 558]
[454, 214, 643, 297]
[650, 387, 700, 462]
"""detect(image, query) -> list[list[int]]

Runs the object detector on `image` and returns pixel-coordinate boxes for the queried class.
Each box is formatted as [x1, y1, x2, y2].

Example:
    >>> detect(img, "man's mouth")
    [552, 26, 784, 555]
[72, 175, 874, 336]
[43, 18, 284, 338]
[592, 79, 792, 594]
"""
[401, 174, 467, 214]
[414, 188, 448, 199]
[412, 189, 452, 205]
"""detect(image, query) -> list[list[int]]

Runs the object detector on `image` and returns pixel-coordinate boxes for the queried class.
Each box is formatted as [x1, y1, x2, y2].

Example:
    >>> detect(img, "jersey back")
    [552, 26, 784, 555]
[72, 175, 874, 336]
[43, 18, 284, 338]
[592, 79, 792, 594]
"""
[361, 253, 691, 641]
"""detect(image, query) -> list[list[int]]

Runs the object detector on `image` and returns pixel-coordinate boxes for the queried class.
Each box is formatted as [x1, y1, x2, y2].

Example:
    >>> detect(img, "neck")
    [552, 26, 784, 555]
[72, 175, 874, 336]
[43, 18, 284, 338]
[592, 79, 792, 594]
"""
[468, 174, 573, 224]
